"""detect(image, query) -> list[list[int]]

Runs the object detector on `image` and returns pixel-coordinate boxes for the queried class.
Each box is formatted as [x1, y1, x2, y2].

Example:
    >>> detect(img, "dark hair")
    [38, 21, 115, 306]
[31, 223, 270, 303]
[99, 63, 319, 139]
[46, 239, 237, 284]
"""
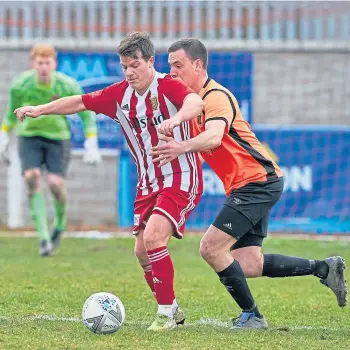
[168, 38, 208, 68]
[117, 32, 155, 61]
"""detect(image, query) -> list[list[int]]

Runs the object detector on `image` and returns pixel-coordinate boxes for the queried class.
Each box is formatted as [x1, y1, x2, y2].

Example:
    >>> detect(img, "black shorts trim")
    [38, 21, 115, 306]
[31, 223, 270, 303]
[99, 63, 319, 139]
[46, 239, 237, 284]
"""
[230, 233, 264, 251]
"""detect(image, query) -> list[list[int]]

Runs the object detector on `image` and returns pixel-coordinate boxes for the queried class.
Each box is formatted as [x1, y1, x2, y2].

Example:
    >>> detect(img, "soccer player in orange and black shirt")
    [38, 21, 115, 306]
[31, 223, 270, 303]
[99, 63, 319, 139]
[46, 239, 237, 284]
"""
[151, 38, 347, 329]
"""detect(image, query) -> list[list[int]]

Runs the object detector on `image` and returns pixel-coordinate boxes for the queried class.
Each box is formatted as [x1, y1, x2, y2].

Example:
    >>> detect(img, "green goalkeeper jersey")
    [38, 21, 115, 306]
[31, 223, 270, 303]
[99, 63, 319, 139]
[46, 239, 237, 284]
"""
[1, 69, 97, 140]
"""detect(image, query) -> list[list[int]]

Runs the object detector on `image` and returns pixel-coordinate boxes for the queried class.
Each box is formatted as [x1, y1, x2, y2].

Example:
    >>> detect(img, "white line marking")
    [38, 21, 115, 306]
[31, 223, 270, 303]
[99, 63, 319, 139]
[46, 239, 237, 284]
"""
[0, 315, 347, 332]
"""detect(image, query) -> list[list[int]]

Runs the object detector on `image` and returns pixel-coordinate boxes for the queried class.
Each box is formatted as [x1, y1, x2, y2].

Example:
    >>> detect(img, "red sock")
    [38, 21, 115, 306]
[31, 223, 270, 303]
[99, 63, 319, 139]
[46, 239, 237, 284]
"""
[147, 246, 175, 305]
[142, 264, 156, 296]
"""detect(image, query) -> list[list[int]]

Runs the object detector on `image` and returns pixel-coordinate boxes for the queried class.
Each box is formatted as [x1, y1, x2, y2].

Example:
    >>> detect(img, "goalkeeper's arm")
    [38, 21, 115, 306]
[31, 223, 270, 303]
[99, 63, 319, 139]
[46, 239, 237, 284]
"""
[0, 87, 21, 162]
[1, 86, 20, 132]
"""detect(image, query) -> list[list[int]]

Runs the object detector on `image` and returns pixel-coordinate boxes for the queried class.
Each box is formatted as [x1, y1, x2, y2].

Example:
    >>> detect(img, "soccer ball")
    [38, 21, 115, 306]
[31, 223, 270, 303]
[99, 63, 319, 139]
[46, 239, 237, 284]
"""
[82, 292, 125, 334]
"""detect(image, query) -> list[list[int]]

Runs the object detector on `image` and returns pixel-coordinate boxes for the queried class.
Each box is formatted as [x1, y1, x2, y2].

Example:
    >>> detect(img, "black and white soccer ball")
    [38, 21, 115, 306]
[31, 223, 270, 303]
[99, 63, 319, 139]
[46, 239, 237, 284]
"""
[82, 292, 125, 334]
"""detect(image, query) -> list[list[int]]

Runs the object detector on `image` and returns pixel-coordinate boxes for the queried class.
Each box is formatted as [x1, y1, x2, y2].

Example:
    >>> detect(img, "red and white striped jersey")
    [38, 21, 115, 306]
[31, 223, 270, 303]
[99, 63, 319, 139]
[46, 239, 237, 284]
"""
[82, 71, 203, 196]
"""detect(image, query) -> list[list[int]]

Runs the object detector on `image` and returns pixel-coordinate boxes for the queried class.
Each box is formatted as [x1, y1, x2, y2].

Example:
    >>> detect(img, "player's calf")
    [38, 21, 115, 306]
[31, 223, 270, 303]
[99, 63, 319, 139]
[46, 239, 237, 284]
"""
[262, 254, 329, 278]
[231, 246, 264, 278]
[25, 171, 51, 252]
[201, 226, 264, 324]
[48, 176, 67, 242]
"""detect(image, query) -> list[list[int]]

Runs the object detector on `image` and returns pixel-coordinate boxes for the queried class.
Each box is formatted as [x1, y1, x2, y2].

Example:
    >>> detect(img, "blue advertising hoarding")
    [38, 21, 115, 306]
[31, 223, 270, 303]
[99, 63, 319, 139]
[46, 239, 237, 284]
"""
[119, 126, 350, 234]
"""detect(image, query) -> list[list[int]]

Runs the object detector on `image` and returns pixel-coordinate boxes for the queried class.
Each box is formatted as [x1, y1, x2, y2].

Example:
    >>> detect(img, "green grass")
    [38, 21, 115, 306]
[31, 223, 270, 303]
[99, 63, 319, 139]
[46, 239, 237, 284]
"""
[0, 236, 349, 349]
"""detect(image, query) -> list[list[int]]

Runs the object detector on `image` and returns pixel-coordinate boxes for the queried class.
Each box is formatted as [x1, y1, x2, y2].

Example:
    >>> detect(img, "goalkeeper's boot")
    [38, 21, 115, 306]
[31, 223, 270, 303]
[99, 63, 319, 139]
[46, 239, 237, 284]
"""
[39, 240, 53, 257]
[320, 256, 347, 307]
[174, 306, 185, 326]
[231, 312, 268, 329]
[147, 314, 177, 331]
[51, 228, 64, 251]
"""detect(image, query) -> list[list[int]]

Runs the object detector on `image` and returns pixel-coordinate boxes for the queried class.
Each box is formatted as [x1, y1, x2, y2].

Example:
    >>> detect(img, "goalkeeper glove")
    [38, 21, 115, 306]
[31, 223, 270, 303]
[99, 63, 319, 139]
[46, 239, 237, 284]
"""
[0, 130, 10, 164]
[83, 135, 101, 165]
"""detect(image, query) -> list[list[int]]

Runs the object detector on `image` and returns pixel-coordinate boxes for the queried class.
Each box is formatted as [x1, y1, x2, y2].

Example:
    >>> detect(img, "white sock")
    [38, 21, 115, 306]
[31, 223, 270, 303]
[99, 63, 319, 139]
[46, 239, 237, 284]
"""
[157, 305, 173, 318]
[172, 298, 179, 314]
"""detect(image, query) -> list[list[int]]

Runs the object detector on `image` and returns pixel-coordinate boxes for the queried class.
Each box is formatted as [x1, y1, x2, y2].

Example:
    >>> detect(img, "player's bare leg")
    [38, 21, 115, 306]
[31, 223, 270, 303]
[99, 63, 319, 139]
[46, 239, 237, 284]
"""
[231, 246, 347, 307]
[134, 229, 185, 327]
[24, 168, 52, 256]
[48, 173, 67, 251]
[230, 246, 264, 277]
[200, 226, 267, 329]
[141, 214, 179, 331]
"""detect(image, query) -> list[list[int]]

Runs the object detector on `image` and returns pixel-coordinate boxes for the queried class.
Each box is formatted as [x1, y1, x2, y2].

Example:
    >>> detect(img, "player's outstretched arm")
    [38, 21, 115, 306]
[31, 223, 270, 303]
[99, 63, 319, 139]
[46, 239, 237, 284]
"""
[14, 95, 86, 121]
[158, 93, 203, 136]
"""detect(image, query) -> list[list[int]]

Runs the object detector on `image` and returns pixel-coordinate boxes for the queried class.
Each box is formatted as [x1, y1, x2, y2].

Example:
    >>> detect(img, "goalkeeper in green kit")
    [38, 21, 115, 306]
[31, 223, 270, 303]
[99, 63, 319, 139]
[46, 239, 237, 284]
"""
[0, 44, 101, 256]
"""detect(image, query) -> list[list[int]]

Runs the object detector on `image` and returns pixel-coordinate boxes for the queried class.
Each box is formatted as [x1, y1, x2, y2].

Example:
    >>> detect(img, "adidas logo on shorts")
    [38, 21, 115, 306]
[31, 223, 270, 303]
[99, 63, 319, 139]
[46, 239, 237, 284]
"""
[233, 197, 241, 205]
[223, 222, 232, 230]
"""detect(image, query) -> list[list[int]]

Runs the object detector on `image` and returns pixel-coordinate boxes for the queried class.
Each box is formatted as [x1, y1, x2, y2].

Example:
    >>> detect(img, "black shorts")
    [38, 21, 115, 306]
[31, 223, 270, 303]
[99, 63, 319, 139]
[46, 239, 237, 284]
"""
[18, 136, 71, 177]
[212, 177, 283, 249]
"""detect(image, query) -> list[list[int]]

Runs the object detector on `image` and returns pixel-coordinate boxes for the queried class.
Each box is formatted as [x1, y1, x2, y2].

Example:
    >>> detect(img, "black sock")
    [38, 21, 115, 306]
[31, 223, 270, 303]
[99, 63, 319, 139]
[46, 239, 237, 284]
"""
[263, 254, 329, 279]
[313, 260, 329, 279]
[217, 260, 262, 318]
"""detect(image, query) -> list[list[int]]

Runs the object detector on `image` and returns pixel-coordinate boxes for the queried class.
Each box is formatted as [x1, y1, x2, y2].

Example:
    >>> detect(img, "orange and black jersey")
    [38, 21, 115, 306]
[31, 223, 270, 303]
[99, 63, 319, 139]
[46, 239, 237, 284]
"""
[193, 78, 283, 196]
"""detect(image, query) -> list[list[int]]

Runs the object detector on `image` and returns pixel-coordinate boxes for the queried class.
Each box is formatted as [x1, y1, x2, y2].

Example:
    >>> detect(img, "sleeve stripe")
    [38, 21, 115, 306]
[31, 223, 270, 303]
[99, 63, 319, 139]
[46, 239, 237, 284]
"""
[202, 88, 237, 124]
[204, 117, 229, 127]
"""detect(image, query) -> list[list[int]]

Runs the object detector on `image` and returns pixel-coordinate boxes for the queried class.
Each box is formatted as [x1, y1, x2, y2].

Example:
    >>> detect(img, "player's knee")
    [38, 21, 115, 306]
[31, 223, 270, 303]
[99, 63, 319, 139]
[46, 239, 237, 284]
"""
[48, 177, 66, 202]
[49, 182, 65, 200]
[24, 169, 40, 194]
[142, 226, 169, 250]
[143, 234, 163, 251]
[134, 245, 148, 265]
[199, 239, 218, 263]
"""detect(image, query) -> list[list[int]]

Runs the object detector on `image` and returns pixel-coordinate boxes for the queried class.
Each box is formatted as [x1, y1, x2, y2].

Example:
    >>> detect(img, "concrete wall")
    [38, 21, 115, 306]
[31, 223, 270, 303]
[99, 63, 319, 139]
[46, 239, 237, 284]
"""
[0, 49, 349, 227]
[254, 52, 350, 125]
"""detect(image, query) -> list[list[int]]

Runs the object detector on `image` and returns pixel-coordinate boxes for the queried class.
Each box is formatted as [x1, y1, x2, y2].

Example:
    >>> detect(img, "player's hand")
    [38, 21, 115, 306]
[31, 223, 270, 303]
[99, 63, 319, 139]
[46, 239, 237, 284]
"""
[14, 105, 42, 121]
[157, 114, 183, 136]
[83, 136, 101, 165]
[150, 135, 186, 167]
[0, 131, 10, 164]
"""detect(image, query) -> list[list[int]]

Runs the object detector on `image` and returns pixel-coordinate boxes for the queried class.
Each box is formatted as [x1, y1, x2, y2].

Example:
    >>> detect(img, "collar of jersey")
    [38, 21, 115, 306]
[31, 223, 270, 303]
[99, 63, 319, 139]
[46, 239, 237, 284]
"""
[134, 71, 160, 99]
[35, 71, 56, 90]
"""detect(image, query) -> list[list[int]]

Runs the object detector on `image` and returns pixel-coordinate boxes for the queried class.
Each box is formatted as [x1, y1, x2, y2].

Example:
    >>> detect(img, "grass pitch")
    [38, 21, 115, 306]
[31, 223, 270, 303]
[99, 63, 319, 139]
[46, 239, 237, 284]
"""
[0, 235, 349, 349]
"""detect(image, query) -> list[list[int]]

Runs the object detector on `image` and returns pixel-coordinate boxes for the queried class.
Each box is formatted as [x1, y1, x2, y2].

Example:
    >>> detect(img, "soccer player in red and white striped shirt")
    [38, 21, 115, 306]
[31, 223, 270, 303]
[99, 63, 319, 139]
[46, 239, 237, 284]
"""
[15, 32, 204, 331]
